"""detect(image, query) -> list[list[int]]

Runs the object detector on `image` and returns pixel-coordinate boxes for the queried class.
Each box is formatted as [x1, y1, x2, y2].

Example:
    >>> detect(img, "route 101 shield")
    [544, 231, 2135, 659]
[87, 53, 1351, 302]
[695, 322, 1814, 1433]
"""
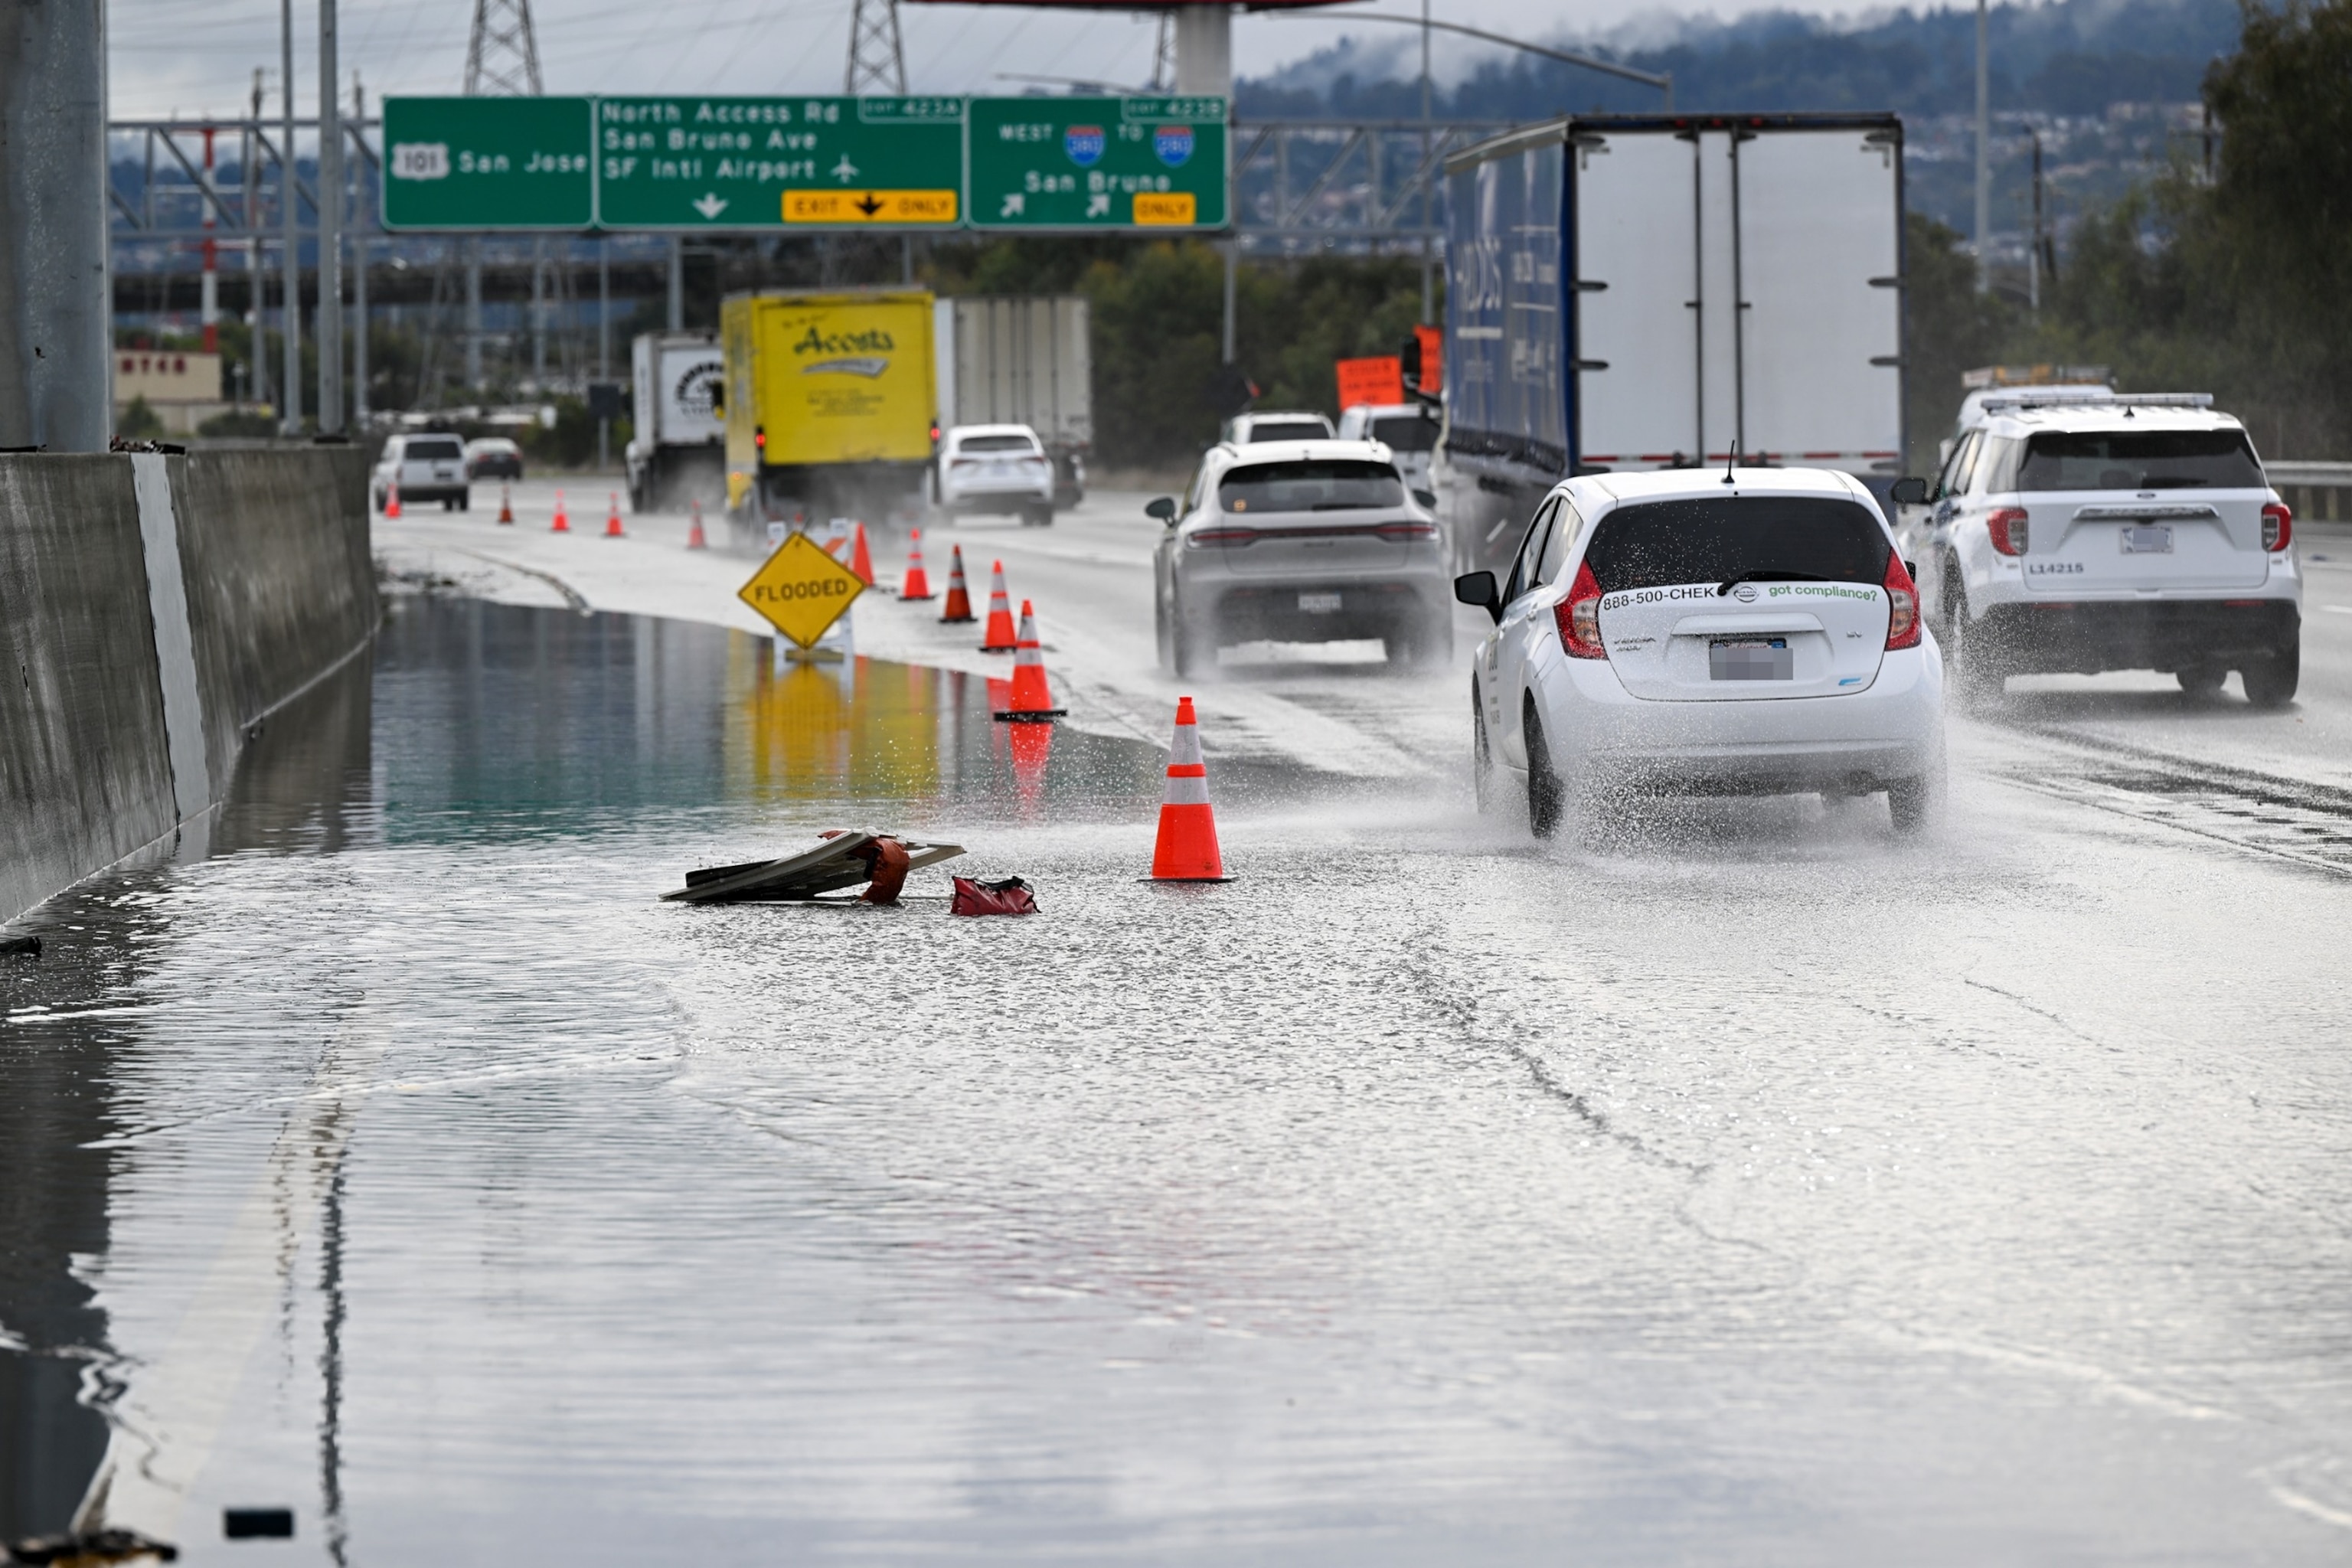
[738, 531, 866, 648]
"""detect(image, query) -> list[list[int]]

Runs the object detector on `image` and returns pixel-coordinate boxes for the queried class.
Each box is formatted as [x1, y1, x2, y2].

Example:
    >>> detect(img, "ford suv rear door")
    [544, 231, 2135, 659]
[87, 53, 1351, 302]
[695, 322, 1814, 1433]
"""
[2007, 427, 2269, 593]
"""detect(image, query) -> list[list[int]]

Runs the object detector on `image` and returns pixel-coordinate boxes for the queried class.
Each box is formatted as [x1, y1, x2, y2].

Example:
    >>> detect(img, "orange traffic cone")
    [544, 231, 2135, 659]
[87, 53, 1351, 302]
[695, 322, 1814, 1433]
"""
[900, 529, 935, 599]
[604, 493, 625, 537]
[1149, 697, 1230, 882]
[993, 601, 1065, 721]
[384, 480, 402, 519]
[497, 483, 514, 524]
[939, 544, 975, 623]
[686, 498, 708, 550]
[978, 560, 1018, 652]
[551, 488, 570, 532]
[850, 521, 875, 585]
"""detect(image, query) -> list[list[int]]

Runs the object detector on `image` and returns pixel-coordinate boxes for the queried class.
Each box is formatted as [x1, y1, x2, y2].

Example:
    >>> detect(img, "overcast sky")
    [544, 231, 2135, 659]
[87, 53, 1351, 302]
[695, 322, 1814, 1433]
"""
[106, 0, 1886, 119]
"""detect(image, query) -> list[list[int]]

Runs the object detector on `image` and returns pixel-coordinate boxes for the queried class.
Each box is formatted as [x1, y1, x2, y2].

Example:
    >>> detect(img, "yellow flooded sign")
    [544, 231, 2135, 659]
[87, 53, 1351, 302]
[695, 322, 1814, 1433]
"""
[738, 531, 865, 648]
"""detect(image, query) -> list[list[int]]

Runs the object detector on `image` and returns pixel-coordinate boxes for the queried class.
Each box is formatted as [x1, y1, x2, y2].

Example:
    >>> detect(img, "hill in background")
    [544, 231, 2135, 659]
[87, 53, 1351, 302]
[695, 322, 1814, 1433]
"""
[1239, 0, 2243, 121]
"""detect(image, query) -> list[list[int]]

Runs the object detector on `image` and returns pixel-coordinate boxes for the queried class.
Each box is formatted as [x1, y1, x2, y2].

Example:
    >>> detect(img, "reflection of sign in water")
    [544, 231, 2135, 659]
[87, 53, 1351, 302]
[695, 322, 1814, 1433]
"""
[738, 531, 866, 648]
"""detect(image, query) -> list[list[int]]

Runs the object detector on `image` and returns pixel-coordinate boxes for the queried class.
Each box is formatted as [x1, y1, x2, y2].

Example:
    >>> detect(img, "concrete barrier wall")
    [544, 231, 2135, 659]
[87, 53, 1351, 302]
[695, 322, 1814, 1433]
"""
[0, 447, 376, 923]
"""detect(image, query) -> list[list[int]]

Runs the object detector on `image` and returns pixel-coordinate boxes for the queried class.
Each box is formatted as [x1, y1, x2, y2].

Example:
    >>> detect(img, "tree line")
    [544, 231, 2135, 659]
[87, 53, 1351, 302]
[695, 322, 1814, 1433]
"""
[1909, 0, 2352, 463]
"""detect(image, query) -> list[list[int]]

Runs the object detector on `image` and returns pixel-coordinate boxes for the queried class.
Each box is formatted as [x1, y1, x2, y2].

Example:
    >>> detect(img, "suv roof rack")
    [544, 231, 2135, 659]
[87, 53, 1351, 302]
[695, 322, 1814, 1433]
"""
[1981, 392, 2215, 414]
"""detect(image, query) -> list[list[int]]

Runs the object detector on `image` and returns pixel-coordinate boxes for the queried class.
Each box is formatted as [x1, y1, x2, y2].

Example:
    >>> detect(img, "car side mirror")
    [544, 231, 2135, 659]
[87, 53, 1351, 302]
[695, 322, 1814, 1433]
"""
[1413, 488, 1437, 508]
[1453, 570, 1501, 624]
[1145, 496, 1178, 523]
[1889, 476, 1928, 506]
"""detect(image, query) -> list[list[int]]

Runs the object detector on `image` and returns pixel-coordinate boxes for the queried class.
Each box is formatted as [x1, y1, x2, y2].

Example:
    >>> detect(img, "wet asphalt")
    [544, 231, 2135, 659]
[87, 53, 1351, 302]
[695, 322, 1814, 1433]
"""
[5, 571, 2352, 1563]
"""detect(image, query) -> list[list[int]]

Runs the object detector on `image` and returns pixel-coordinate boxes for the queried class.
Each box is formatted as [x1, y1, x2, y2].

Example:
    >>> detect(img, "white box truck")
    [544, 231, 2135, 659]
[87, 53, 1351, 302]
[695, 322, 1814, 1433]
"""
[933, 296, 1091, 507]
[1437, 112, 1906, 575]
[626, 331, 726, 512]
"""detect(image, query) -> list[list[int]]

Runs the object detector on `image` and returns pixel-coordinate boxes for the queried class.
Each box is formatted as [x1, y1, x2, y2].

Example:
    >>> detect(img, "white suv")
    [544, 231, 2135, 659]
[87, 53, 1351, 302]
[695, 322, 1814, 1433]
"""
[1909, 398, 2301, 705]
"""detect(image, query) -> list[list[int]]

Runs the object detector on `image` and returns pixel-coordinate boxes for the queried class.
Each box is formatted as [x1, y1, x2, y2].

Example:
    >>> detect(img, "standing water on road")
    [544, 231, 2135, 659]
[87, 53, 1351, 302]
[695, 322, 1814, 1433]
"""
[5, 596, 2352, 1563]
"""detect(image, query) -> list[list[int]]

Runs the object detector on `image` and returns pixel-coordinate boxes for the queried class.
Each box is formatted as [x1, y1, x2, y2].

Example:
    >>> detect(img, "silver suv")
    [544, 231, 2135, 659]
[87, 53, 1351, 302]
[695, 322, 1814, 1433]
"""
[1910, 397, 2301, 705]
[1150, 439, 1449, 675]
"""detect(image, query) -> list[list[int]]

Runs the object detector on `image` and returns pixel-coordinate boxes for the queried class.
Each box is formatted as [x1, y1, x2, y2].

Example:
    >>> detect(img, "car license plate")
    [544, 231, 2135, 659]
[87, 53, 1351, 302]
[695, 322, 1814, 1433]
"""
[2121, 524, 2174, 554]
[1298, 591, 1342, 613]
[1710, 638, 1791, 681]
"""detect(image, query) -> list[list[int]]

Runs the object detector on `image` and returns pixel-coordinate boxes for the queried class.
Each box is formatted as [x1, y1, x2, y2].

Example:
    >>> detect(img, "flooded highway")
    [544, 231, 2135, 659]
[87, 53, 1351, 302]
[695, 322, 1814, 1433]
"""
[7, 590, 2352, 1563]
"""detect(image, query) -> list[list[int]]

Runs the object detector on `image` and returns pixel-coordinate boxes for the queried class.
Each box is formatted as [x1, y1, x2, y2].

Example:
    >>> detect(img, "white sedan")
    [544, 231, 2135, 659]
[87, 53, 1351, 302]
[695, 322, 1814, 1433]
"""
[934, 423, 1056, 526]
[1458, 466, 1945, 835]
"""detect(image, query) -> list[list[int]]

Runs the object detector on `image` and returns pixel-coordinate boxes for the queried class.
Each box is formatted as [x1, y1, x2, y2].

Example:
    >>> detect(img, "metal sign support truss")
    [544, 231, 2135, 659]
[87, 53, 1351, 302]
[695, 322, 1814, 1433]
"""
[1232, 119, 1505, 247]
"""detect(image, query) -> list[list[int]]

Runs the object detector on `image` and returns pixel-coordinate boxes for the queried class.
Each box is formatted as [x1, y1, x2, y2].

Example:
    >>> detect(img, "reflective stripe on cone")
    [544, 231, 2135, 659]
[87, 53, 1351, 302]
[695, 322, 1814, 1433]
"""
[1149, 696, 1230, 881]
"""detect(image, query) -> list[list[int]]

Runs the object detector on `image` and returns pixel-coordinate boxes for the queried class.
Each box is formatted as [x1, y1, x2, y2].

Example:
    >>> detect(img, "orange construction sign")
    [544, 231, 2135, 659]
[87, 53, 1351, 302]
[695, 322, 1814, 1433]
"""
[1336, 354, 1405, 410]
[1413, 325, 1443, 394]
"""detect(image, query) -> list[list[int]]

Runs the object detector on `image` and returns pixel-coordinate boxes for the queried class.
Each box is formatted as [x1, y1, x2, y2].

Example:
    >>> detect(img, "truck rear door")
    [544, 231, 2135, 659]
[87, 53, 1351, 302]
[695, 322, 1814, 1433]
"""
[1569, 119, 1903, 476]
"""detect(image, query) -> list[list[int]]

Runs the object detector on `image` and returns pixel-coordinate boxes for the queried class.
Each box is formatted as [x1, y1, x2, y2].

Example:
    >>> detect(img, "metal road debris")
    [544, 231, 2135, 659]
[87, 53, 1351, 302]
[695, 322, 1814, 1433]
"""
[662, 831, 965, 906]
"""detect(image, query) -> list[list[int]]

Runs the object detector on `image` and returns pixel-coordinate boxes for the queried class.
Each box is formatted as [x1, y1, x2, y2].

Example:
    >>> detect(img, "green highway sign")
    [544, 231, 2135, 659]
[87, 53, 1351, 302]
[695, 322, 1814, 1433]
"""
[377, 94, 1230, 233]
[965, 96, 1227, 231]
[594, 96, 965, 230]
[381, 96, 594, 230]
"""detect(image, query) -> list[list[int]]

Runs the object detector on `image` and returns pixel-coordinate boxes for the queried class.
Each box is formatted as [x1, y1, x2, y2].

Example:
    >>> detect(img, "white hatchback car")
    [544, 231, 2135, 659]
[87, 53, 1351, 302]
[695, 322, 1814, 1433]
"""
[1459, 467, 1945, 835]
[935, 423, 1056, 526]
[1909, 397, 2301, 704]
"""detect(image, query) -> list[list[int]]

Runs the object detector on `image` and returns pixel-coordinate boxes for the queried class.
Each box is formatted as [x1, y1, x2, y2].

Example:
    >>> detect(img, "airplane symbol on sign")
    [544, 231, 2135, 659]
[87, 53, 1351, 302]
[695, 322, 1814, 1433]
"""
[691, 192, 727, 219]
[854, 191, 884, 217]
[999, 193, 1024, 217]
[832, 155, 860, 184]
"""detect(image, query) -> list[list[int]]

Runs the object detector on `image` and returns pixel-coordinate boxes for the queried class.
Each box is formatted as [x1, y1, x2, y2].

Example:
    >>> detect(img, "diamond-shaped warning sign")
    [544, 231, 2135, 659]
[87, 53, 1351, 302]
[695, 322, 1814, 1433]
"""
[738, 531, 866, 648]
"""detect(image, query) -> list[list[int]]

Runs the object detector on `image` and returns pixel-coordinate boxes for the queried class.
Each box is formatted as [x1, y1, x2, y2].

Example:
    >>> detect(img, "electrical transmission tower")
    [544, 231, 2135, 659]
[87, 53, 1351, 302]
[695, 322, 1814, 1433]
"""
[1149, 11, 1176, 91]
[845, 0, 907, 93]
[465, 0, 544, 95]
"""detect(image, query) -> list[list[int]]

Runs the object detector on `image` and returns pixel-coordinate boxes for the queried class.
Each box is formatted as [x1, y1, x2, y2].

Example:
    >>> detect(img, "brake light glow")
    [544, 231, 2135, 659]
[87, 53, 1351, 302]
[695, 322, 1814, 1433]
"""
[1189, 528, 1257, 548]
[1883, 550, 1922, 649]
[1987, 507, 2028, 556]
[2262, 500, 2293, 551]
[1555, 559, 1606, 658]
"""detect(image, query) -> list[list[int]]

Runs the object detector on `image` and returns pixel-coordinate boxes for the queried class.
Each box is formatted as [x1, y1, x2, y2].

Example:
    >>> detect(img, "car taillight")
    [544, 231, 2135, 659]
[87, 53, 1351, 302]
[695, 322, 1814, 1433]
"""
[1189, 528, 1257, 548]
[2262, 500, 2293, 551]
[949, 457, 978, 468]
[1555, 559, 1606, 658]
[1374, 521, 1437, 541]
[1986, 507, 2028, 556]
[1883, 550, 1922, 650]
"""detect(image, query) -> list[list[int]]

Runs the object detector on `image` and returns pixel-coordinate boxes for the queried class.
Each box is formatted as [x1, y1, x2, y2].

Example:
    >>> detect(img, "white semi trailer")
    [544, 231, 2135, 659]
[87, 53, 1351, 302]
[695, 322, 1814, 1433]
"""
[1438, 112, 1907, 576]
[932, 296, 1092, 507]
[626, 331, 726, 513]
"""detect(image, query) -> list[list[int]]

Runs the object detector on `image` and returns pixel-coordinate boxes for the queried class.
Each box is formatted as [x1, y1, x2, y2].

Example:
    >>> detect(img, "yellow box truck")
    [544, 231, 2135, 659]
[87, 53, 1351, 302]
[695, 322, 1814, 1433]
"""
[720, 289, 937, 525]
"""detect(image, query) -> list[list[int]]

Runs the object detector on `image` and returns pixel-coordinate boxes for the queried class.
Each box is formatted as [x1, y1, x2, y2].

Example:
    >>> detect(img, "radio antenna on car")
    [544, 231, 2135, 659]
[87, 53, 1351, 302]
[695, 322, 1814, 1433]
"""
[1722, 440, 1739, 485]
